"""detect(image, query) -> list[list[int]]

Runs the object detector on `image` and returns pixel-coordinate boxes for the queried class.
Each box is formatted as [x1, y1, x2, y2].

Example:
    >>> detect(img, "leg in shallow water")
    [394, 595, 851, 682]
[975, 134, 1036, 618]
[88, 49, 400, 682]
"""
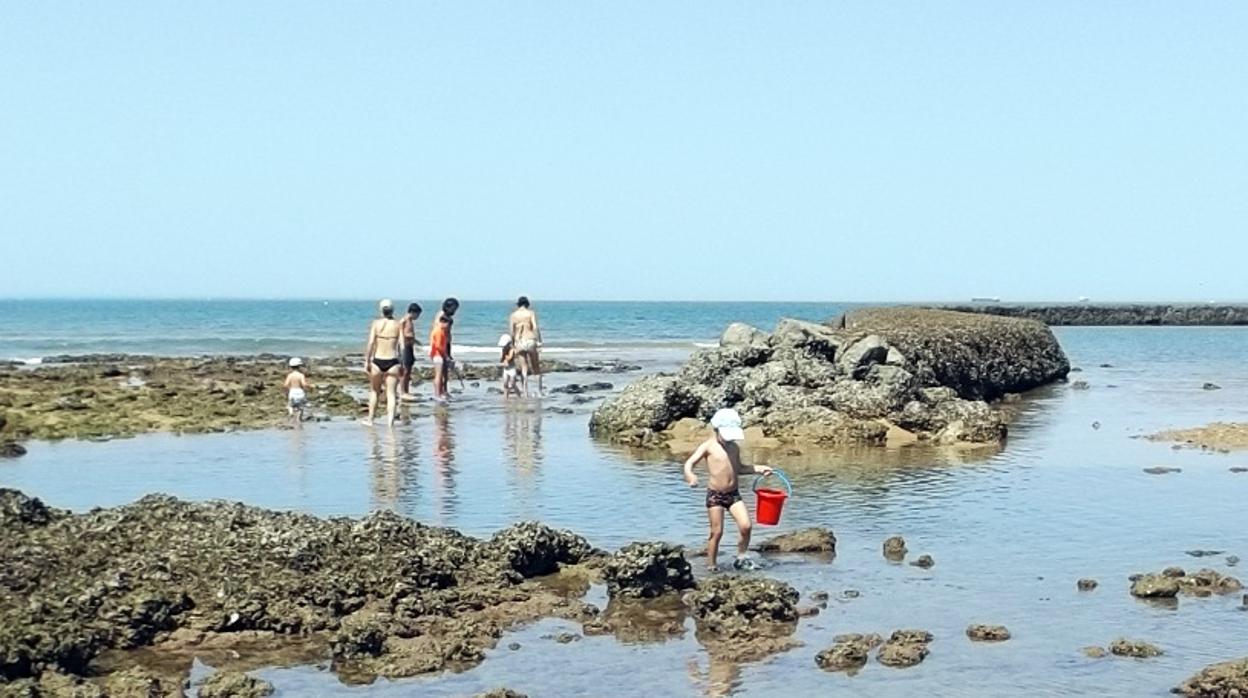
[728, 500, 753, 559]
[365, 367, 382, 424]
[706, 505, 725, 571]
[384, 371, 399, 425]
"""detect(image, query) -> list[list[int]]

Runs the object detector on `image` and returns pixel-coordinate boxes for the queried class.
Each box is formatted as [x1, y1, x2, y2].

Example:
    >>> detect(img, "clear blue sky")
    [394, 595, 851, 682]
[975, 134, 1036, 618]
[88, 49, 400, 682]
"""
[2, 3, 1245, 302]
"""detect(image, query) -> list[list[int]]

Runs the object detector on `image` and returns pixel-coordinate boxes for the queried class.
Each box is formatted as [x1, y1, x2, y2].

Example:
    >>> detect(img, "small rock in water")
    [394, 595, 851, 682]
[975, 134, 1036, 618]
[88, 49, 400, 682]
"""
[840, 589, 861, 600]
[1071, 381, 1090, 390]
[1202, 382, 1222, 390]
[1230, 467, 1248, 473]
[815, 637, 872, 673]
[876, 630, 932, 668]
[1187, 550, 1226, 558]
[883, 536, 907, 561]
[1109, 638, 1163, 658]
[1091, 421, 1101, 430]
[1142, 466, 1181, 475]
[1077, 579, 1099, 592]
[546, 632, 581, 644]
[810, 591, 830, 603]
[966, 624, 1011, 642]
[1081, 646, 1108, 659]
[1099, 363, 1113, 368]
[0, 441, 27, 458]
[1130, 574, 1180, 598]
[756, 527, 837, 554]
[198, 671, 274, 698]
[508, 642, 522, 651]
[910, 554, 935, 569]
[796, 605, 821, 618]
[1228, 556, 1240, 567]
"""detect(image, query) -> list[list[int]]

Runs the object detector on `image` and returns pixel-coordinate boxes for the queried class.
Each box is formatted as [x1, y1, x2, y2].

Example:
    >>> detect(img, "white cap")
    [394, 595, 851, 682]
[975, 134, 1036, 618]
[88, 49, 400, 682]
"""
[710, 408, 745, 442]
[379, 298, 393, 312]
[497, 334, 513, 348]
[289, 357, 303, 367]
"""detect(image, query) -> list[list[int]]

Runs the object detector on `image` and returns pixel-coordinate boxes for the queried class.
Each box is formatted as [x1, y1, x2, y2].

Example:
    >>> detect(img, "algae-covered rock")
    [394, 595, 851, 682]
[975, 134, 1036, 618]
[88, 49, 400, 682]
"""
[603, 542, 695, 600]
[755, 528, 836, 554]
[1130, 573, 1180, 598]
[488, 522, 597, 578]
[198, 670, 275, 698]
[877, 631, 931, 668]
[966, 624, 1010, 642]
[475, 690, 529, 698]
[882, 536, 907, 561]
[1175, 656, 1248, 696]
[1109, 638, 1162, 658]
[815, 638, 872, 673]
[689, 576, 801, 661]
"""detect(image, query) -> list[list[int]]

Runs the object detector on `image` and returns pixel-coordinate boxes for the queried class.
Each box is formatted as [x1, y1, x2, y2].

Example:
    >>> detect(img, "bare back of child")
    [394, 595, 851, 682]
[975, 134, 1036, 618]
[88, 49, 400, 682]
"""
[683, 409, 771, 571]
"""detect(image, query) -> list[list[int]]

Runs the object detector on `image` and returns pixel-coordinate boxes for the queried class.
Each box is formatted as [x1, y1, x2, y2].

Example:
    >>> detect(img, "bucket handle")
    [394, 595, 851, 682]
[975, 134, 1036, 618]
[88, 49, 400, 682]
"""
[752, 469, 791, 497]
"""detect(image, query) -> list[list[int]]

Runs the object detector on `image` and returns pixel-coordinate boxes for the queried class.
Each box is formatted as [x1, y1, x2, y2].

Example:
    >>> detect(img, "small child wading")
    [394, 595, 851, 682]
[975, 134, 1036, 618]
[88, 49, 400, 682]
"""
[283, 358, 312, 427]
[683, 409, 772, 571]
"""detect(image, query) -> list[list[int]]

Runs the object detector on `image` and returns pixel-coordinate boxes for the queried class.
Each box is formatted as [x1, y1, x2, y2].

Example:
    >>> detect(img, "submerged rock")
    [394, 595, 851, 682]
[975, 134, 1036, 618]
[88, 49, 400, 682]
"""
[966, 624, 1011, 642]
[198, 670, 275, 698]
[755, 528, 837, 554]
[911, 554, 935, 569]
[1077, 579, 1099, 592]
[882, 536, 908, 561]
[1109, 638, 1163, 658]
[1175, 657, 1248, 696]
[876, 631, 933, 668]
[603, 542, 695, 599]
[816, 637, 874, 673]
[0, 441, 26, 458]
[1081, 646, 1108, 659]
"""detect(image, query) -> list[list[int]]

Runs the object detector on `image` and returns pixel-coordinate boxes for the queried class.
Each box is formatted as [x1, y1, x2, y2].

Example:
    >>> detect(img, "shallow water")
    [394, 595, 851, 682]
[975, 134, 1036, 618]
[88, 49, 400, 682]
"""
[3, 327, 1248, 696]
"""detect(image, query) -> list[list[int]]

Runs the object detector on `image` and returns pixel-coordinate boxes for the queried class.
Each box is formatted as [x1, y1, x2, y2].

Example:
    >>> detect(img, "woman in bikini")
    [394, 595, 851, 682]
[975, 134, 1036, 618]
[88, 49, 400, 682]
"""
[364, 299, 404, 426]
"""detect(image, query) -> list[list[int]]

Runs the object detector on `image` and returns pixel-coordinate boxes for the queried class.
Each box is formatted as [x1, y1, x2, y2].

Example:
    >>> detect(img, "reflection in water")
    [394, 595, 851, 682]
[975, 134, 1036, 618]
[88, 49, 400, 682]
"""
[431, 407, 458, 522]
[504, 402, 544, 472]
[504, 403, 544, 520]
[367, 427, 422, 514]
[687, 655, 742, 698]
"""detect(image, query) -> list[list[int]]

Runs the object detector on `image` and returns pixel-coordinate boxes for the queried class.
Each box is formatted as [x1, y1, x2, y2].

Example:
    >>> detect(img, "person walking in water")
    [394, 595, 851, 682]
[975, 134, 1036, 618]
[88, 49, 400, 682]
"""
[509, 296, 543, 396]
[283, 357, 312, 428]
[683, 409, 772, 572]
[398, 302, 423, 401]
[431, 298, 459, 399]
[364, 299, 403, 426]
[429, 314, 453, 402]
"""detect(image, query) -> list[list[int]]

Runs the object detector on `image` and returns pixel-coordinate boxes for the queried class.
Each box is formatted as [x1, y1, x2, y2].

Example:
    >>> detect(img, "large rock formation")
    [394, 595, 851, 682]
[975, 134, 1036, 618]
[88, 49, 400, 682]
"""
[590, 307, 1069, 448]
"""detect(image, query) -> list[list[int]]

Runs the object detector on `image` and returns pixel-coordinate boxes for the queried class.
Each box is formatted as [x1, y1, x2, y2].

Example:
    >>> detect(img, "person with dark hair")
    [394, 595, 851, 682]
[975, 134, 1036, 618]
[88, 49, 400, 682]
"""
[431, 298, 459, 399]
[398, 302, 423, 400]
[509, 295, 543, 396]
[429, 314, 453, 401]
[364, 299, 402, 426]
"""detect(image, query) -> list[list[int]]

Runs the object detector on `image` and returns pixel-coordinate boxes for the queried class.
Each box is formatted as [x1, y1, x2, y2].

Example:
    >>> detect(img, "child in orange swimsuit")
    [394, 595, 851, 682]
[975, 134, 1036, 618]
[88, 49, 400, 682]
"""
[429, 316, 452, 401]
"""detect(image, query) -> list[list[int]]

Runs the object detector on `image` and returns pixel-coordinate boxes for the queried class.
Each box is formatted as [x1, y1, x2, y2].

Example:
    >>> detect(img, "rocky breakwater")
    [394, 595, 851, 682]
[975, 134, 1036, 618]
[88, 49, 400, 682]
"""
[941, 303, 1248, 326]
[0, 489, 606, 690]
[589, 307, 1069, 450]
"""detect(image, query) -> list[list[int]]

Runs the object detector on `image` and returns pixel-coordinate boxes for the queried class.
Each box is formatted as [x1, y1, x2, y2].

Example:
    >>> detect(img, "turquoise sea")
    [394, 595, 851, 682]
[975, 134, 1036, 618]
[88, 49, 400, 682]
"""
[0, 299, 859, 361]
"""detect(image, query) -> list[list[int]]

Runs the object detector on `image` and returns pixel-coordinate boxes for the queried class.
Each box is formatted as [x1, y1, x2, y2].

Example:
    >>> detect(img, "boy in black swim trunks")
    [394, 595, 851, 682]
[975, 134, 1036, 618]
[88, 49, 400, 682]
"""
[683, 409, 772, 571]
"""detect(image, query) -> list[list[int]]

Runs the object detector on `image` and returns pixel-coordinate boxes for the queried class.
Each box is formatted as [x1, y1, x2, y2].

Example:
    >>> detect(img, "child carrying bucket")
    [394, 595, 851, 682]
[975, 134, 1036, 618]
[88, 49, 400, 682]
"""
[683, 408, 776, 572]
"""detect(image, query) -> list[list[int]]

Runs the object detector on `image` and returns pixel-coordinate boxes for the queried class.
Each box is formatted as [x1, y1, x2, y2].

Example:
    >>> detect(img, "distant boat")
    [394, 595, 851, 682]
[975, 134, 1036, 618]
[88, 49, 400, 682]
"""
[1077, 296, 1090, 303]
[971, 296, 1001, 303]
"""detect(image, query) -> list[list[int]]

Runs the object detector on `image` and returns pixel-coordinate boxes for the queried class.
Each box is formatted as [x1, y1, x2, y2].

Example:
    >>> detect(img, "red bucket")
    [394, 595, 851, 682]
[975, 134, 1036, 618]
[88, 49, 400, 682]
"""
[752, 470, 792, 526]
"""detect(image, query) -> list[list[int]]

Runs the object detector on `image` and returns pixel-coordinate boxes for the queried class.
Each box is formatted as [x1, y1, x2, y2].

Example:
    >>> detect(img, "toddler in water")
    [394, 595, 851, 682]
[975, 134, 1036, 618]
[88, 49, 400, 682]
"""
[283, 358, 312, 427]
[498, 334, 520, 397]
[683, 409, 772, 571]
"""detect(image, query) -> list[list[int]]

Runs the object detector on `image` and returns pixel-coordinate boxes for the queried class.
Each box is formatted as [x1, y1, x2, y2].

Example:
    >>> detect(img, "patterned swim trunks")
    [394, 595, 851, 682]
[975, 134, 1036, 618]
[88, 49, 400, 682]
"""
[705, 488, 742, 509]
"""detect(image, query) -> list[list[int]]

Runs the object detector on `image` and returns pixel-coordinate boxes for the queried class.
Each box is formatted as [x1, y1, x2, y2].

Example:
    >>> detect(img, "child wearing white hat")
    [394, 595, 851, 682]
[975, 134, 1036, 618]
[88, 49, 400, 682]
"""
[498, 334, 520, 397]
[683, 408, 773, 571]
[283, 357, 312, 427]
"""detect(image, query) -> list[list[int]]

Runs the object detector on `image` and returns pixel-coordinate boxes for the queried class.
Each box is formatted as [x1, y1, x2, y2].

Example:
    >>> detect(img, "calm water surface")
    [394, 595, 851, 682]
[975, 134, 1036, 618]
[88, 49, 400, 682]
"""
[3, 327, 1247, 697]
